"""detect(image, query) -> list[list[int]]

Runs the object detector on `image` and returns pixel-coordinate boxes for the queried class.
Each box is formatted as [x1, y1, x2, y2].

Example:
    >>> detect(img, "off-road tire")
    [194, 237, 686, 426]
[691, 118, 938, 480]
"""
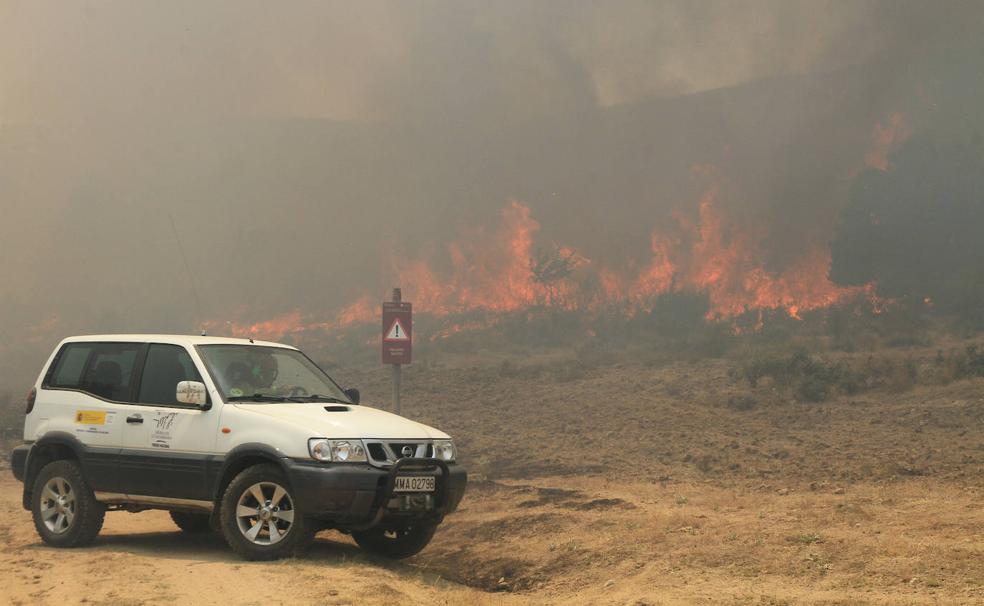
[352, 522, 438, 559]
[170, 511, 212, 533]
[220, 463, 315, 561]
[31, 460, 105, 547]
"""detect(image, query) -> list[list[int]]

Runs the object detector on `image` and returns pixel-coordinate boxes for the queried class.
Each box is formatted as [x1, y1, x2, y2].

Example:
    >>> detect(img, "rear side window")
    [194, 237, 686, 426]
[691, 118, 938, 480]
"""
[78, 343, 141, 402]
[137, 344, 204, 405]
[48, 344, 94, 388]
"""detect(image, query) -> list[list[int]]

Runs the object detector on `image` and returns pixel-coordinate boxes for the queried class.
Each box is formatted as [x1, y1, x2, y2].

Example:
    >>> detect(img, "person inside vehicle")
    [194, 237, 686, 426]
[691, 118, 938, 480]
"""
[224, 352, 278, 397]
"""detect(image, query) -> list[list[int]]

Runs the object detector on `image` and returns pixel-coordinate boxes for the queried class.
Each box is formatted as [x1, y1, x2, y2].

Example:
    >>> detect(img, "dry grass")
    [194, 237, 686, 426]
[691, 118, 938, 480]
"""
[423, 477, 984, 604]
[3, 334, 984, 603]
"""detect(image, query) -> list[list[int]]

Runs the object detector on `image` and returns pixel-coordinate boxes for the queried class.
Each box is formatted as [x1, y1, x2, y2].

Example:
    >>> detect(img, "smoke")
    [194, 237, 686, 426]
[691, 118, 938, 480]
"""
[0, 2, 969, 123]
[1, 1, 983, 380]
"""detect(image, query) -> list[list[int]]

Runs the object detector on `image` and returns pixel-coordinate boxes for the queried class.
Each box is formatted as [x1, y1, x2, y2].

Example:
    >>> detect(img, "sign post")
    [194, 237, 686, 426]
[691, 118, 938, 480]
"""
[382, 288, 412, 415]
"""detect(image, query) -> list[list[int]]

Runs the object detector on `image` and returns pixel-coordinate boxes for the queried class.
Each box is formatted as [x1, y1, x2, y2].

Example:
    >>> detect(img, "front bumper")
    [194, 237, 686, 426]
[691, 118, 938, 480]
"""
[285, 457, 467, 529]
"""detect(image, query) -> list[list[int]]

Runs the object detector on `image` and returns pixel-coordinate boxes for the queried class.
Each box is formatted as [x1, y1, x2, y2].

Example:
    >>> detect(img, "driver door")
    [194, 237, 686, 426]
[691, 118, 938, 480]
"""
[117, 343, 220, 501]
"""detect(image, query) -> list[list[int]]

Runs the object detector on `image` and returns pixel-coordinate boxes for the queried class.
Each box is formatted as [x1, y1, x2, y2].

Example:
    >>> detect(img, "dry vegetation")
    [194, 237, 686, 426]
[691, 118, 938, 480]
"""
[1, 314, 983, 604]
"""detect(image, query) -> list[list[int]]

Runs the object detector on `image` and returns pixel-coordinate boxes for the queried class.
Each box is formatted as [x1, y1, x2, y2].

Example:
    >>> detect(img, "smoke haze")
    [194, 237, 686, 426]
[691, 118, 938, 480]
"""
[2, 1, 983, 383]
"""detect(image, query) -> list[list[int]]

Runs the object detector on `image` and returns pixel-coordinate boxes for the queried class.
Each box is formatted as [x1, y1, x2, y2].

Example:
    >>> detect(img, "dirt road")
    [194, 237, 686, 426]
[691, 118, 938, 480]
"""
[2, 473, 983, 605]
[0, 475, 526, 606]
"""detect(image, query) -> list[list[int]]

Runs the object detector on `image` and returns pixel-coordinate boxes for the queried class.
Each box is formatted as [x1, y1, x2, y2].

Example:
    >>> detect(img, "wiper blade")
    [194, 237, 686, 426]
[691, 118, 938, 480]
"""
[226, 394, 290, 402]
[292, 394, 349, 403]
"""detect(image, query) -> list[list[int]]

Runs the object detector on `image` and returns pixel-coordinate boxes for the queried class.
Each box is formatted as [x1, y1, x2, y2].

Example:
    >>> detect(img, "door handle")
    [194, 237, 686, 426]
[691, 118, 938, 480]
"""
[126, 415, 143, 424]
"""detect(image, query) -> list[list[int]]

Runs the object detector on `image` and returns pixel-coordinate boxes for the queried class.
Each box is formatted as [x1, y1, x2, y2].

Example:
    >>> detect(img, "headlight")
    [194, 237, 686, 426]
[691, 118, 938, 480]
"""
[308, 438, 367, 462]
[433, 440, 456, 462]
[309, 439, 332, 461]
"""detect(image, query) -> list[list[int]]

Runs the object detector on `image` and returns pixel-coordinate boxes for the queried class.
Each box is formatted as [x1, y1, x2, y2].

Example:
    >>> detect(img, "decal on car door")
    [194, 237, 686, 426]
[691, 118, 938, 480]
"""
[75, 410, 116, 435]
[150, 411, 179, 449]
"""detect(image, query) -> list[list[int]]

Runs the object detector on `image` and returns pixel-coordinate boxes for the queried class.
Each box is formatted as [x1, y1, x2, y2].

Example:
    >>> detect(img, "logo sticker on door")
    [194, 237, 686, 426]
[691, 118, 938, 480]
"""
[151, 411, 179, 449]
[75, 410, 116, 435]
[75, 410, 106, 424]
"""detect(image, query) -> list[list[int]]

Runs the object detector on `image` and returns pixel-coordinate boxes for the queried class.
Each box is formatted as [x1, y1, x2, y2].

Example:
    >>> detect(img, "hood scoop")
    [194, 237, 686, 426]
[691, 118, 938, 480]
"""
[324, 405, 350, 412]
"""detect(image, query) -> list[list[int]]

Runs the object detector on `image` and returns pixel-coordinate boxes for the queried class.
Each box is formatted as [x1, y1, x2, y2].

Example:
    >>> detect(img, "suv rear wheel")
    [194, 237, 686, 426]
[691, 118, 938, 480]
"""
[220, 464, 315, 560]
[352, 522, 437, 559]
[31, 460, 105, 547]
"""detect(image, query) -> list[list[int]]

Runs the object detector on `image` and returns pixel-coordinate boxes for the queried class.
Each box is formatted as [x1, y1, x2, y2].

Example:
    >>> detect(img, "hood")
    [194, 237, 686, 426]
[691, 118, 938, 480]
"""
[232, 402, 450, 440]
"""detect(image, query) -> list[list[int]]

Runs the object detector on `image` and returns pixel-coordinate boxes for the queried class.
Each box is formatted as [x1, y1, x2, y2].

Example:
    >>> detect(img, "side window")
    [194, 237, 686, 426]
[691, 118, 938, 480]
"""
[137, 344, 204, 406]
[47, 344, 95, 388]
[78, 343, 141, 402]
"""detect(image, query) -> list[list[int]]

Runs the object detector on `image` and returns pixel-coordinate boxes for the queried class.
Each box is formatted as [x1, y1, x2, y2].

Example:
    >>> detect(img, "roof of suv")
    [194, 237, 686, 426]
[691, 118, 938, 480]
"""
[60, 334, 295, 349]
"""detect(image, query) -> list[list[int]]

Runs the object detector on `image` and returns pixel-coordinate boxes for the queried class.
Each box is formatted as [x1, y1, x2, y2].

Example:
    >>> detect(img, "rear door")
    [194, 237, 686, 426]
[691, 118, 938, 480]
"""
[117, 343, 220, 500]
[40, 341, 143, 493]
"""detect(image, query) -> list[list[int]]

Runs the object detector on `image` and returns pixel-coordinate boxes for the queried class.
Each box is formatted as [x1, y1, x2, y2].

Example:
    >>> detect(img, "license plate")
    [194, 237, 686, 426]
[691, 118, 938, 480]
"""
[394, 475, 435, 492]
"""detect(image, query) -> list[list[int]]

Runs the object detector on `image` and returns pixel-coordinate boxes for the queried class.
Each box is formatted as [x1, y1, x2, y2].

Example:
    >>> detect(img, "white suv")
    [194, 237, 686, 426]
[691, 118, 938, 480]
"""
[10, 335, 466, 560]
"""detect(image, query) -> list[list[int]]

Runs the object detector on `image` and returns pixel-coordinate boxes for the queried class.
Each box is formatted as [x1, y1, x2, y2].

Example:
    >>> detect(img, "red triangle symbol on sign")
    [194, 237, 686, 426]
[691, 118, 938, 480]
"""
[385, 318, 410, 341]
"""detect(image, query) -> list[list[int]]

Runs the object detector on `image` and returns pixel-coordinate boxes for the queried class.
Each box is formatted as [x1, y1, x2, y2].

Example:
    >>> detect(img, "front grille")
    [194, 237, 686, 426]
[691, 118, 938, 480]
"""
[365, 441, 430, 466]
[367, 443, 388, 462]
[389, 442, 421, 459]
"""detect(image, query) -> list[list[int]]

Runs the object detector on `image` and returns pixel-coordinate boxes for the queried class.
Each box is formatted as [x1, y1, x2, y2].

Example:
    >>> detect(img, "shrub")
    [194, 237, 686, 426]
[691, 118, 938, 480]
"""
[727, 394, 758, 411]
[797, 376, 831, 403]
[936, 344, 984, 382]
[737, 349, 873, 403]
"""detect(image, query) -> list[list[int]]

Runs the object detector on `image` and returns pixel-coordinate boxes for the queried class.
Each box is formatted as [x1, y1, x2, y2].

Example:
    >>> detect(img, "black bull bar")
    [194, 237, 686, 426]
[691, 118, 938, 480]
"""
[350, 457, 452, 530]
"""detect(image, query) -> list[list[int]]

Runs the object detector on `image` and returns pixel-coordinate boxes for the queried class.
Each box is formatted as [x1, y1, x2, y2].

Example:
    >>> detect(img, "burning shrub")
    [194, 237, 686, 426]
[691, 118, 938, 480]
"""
[530, 247, 581, 290]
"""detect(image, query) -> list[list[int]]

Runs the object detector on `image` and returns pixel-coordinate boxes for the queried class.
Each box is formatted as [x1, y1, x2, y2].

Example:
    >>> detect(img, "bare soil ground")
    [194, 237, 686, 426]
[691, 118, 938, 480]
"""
[2, 341, 983, 604]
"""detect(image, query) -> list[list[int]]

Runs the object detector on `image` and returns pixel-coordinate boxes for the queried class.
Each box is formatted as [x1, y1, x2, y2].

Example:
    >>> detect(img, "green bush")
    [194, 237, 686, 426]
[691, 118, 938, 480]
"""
[942, 344, 984, 380]
[737, 349, 871, 403]
[796, 376, 831, 403]
[727, 394, 758, 411]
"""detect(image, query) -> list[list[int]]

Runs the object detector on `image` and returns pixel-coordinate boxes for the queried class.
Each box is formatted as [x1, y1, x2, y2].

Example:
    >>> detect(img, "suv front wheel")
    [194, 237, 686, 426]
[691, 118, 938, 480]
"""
[220, 463, 315, 560]
[31, 460, 105, 547]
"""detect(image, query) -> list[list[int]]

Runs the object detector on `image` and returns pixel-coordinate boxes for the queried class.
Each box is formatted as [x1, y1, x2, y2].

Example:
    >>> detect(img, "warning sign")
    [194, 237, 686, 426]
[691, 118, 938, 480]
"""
[385, 318, 410, 341]
[382, 301, 412, 364]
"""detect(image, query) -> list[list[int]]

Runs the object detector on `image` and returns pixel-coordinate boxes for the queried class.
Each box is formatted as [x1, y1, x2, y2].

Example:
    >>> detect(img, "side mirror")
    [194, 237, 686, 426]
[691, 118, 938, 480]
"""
[177, 381, 208, 407]
[343, 388, 360, 405]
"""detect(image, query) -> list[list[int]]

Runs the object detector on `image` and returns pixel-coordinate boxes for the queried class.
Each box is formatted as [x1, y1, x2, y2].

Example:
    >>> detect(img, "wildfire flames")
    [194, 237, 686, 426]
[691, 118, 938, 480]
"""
[217, 113, 913, 342]
[619, 183, 871, 321]
[222, 176, 877, 341]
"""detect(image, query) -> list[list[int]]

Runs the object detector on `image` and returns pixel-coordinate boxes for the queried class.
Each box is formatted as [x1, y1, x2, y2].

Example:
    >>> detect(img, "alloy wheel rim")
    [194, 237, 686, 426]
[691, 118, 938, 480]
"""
[235, 481, 295, 545]
[40, 477, 76, 534]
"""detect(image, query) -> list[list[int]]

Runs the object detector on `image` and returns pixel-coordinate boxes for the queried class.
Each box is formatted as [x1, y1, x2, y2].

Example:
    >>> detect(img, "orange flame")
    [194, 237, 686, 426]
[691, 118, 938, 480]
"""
[213, 133, 902, 342]
[618, 183, 869, 320]
[219, 188, 879, 342]
[393, 200, 580, 314]
[209, 295, 376, 340]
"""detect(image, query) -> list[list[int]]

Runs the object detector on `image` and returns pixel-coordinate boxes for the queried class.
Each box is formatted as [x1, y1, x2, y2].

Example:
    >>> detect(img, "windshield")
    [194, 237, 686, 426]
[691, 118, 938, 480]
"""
[197, 345, 350, 403]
